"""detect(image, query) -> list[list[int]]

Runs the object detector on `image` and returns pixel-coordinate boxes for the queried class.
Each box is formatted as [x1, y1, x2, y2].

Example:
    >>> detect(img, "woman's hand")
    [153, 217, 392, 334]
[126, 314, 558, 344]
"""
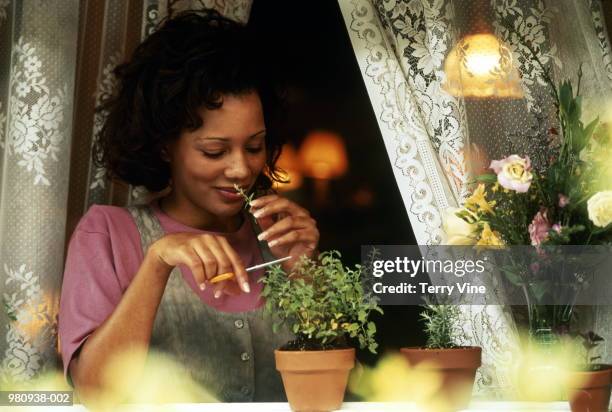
[149, 233, 249, 298]
[249, 195, 319, 272]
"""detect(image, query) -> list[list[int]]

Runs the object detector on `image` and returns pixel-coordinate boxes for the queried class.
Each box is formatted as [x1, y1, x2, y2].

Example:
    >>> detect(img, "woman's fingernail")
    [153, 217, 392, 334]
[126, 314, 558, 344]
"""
[253, 210, 263, 219]
[199, 283, 206, 291]
[268, 239, 278, 247]
[214, 290, 222, 299]
[243, 282, 251, 293]
[257, 231, 268, 241]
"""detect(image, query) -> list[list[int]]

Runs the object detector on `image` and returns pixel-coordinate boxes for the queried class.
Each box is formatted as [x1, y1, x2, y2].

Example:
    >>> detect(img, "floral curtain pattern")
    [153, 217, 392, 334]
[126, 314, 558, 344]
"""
[160, 0, 252, 23]
[338, 0, 612, 398]
[0, 0, 253, 384]
[0, 0, 80, 383]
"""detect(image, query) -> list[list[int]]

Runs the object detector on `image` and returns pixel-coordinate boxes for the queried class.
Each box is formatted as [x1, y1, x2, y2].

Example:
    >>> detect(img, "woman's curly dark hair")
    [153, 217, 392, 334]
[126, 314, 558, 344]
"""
[94, 9, 286, 193]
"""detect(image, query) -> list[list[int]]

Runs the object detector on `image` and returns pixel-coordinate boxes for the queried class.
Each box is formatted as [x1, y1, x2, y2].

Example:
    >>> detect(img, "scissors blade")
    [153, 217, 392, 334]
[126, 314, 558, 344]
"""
[245, 256, 292, 272]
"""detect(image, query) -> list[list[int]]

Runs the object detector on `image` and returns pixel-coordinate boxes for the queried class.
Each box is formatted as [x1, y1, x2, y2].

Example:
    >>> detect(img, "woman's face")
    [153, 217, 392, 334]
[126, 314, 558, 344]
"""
[166, 91, 267, 221]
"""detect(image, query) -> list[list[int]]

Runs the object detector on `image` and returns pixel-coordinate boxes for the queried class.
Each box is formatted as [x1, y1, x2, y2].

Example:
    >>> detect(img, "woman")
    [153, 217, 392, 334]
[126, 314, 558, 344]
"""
[58, 10, 319, 403]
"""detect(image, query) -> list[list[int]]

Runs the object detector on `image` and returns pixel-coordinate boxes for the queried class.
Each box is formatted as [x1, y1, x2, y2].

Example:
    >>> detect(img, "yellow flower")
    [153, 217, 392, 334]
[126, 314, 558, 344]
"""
[587, 191, 612, 228]
[466, 184, 495, 214]
[476, 222, 505, 247]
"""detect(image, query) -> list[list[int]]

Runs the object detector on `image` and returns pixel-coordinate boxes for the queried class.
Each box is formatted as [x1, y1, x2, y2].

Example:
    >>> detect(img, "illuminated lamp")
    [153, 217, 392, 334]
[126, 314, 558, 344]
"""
[298, 130, 348, 204]
[442, 1, 523, 99]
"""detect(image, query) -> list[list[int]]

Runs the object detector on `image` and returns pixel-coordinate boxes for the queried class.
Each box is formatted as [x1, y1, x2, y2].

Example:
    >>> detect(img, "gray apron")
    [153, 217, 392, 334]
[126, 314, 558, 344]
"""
[127, 204, 292, 402]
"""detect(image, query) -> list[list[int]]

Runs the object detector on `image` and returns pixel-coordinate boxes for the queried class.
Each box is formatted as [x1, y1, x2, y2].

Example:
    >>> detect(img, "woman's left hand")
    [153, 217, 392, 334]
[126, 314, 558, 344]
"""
[249, 195, 319, 272]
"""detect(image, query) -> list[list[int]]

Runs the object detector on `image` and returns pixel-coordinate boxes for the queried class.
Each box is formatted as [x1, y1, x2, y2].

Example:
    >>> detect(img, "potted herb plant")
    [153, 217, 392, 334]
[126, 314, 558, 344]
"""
[260, 251, 382, 412]
[566, 332, 611, 412]
[401, 303, 481, 412]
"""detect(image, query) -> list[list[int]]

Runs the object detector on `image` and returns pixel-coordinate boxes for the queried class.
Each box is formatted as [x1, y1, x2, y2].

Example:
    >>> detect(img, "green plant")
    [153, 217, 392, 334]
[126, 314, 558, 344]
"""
[260, 250, 383, 353]
[234, 183, 255, 209]
[575, 331, 605, 371]
[420, 303, 463, 349]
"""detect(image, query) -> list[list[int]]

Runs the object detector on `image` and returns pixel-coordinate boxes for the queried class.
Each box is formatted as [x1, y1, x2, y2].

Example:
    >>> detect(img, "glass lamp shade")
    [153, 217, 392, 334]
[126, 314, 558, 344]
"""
[298, 131, 348, 179]
[443, 33, 524, 99]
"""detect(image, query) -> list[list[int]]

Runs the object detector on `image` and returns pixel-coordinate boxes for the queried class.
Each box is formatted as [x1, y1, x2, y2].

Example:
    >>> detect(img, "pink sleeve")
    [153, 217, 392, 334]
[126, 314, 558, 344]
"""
[58, 205, 141, 384]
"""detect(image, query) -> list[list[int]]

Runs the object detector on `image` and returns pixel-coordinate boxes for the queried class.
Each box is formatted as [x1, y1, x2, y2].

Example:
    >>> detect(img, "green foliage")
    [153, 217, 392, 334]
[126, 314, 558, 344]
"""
[259, 250, 383, 353]
[578, 331, 604, 367]
[2, 297, 16, 322]
[420, 304, 462, 349]
[233, 183, 255, 209]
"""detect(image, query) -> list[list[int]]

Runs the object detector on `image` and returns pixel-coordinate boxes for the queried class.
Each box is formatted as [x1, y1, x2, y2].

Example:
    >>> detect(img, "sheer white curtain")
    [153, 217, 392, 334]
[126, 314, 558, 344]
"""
[0, 0, 252, 385]
[339, 0, 612, 398]
[0, 0, 80, 383]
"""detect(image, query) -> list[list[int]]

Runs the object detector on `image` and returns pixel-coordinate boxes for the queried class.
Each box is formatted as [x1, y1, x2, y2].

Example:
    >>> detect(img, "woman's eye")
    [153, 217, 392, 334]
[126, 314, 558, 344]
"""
[246, 146, 264, 154]
[202, 151, 224, 158]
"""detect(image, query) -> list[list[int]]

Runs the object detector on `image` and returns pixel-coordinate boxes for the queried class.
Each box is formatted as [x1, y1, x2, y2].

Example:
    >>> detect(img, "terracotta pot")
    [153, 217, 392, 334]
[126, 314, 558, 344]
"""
[567, 365, 611, 412]
[275, 348, 355, 412]
[400, 346, 481, 412]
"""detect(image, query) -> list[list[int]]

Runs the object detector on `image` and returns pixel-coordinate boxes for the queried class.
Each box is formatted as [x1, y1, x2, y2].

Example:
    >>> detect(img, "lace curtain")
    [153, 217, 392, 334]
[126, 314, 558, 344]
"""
[339, 0, 612, 398]
[0, 0, 252, 385]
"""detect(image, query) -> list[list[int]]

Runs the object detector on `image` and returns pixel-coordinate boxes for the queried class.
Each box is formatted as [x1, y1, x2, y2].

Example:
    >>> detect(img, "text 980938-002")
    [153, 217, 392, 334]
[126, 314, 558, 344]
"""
[0, 391, 73, 406]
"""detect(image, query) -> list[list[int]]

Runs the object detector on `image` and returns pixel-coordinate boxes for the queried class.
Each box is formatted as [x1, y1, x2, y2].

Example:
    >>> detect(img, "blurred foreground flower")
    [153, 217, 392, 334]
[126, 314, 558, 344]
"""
[349, 353, 457, 412]
[587, 190, 612, 228]
[513, 335, 575, 402]
[1, 348, 216, 412]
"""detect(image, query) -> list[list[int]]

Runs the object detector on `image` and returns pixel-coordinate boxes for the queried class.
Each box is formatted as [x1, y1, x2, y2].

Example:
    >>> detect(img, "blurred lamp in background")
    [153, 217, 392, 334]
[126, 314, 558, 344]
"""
[274, 144, 303, 192]
[299, 130, 348, 204]
[299, 130, 348, 179]
[442, 0, 523, 99]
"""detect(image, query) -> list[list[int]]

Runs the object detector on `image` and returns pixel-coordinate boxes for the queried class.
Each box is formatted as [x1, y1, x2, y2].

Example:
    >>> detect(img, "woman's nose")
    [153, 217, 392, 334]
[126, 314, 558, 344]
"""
[224, 152, 250, 180]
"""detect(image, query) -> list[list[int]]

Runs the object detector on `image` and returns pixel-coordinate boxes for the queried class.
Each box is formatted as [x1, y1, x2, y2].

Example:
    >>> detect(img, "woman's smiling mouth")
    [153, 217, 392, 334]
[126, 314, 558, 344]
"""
[215, 186, 244, 201]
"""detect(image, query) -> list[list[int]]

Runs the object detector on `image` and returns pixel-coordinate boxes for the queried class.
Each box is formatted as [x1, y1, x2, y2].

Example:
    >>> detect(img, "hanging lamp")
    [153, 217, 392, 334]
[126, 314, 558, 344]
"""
[442, 0, 523, 99]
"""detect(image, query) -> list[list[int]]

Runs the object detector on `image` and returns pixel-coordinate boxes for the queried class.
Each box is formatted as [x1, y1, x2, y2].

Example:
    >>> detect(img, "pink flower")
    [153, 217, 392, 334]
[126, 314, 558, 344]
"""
[558, 194, 569, 208]
[489, 155, 533, 193]
[552, 223, 562, 234]
[528, 208, 551, 246]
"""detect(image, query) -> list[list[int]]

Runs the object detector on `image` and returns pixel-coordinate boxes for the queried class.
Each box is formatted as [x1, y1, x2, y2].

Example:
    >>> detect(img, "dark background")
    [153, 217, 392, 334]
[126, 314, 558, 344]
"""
[248, 0, 426, 365]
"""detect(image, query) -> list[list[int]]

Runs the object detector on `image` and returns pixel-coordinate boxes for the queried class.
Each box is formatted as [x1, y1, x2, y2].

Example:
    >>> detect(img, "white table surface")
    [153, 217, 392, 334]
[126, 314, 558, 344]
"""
[3, 401, 577, 411]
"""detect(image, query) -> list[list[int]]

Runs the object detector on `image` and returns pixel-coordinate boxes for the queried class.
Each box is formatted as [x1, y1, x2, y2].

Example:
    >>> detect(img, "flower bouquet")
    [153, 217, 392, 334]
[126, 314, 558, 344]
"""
[445, 72, 612, 345]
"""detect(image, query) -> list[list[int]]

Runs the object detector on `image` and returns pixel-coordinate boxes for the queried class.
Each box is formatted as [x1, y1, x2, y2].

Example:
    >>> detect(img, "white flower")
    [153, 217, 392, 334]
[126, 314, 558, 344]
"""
[587, 191, 612, 228]
[15, 81, 31, 98]
[24, 55, 42, 73]
[443, 207, 477, 245]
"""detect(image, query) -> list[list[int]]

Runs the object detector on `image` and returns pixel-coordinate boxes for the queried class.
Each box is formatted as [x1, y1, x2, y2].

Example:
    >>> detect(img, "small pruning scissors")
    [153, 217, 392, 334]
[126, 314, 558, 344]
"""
[209, 256, 292, 283]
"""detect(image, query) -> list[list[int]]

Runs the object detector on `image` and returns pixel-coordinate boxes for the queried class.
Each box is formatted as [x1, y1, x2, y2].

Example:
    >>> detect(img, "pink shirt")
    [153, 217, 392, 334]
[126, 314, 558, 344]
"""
[58, 200, 266, 380]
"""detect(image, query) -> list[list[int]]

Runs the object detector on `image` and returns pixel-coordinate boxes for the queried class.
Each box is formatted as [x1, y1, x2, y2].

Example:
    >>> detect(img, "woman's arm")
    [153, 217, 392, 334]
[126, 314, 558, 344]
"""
[69, 232, 250, 402]
[69, 247, 171, 401]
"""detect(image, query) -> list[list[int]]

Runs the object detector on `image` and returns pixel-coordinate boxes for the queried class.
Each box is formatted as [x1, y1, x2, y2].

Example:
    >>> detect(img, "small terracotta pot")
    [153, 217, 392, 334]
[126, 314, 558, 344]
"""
[275, 348, 355, 412]
[400, 346, 481, 412]
[567, 365, 611, 412]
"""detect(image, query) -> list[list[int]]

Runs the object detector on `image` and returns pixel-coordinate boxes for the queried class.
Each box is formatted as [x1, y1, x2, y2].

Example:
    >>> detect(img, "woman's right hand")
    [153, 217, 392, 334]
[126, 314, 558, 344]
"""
[148, 233, 250, 297]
